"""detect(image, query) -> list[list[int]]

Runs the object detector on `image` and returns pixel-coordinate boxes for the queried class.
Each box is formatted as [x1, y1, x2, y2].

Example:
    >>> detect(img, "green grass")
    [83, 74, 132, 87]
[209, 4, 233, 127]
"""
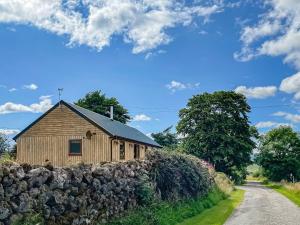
[178, 189, 245, 225]
[246, 176, 265, 181]
[266, 183, 300, 207]
[106, 188, 228, 225]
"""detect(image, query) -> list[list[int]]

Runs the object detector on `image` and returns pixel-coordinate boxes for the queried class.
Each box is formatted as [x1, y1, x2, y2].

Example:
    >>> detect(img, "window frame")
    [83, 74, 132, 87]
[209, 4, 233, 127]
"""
[119, 141, 126, 160]
[69, 139, 82, 156]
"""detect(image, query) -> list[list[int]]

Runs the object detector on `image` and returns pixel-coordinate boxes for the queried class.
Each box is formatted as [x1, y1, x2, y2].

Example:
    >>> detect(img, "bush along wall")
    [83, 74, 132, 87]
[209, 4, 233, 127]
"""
[0, 150, 216, 225]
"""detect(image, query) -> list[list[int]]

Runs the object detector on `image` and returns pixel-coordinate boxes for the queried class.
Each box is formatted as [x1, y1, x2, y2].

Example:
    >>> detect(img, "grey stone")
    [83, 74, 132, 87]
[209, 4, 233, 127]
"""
[18, 193, 32, 213]
[27, 167, 52, 188]
[50, 169, 70, 190]
[0, 202, 10, 220]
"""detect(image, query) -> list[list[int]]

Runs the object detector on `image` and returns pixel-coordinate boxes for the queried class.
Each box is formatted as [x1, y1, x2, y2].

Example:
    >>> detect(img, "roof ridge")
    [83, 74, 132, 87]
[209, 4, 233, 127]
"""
[65, 101, 143, 132]
[14, 100, 161, 147]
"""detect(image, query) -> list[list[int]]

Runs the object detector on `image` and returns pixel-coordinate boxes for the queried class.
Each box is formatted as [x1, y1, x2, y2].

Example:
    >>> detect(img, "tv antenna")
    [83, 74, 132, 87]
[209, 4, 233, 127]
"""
[58, 88, 63, 101]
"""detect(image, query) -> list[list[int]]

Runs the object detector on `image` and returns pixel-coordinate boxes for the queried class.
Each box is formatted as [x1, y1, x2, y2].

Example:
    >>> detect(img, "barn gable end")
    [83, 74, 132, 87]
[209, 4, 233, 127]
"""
[16, 104, 112, 166]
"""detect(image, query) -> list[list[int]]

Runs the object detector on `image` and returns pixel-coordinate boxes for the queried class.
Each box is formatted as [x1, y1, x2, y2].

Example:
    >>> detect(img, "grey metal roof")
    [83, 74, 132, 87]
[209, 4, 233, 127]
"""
[63, 101, 161, 147]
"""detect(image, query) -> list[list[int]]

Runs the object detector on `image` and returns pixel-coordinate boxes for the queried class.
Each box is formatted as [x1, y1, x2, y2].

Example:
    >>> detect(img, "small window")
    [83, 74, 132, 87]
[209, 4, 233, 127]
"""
[119, 141, 125, 160]
[69, 140, 82, 155]
[134, 144, 140, 159]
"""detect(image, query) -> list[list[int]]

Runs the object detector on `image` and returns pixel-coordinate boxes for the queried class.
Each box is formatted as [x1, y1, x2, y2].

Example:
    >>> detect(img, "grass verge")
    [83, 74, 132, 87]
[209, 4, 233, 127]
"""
[106, 188, 227, 225]
[178, 189, 245, 225]
[266, 182, 300, 207]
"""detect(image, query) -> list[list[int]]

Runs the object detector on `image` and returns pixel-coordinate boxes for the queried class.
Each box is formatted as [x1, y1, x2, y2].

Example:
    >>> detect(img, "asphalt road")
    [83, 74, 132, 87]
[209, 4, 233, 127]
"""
[224, 181, 300, 225]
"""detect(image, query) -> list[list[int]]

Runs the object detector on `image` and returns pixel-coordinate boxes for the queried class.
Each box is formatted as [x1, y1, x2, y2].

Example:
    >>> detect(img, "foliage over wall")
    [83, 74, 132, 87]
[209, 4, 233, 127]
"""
[108, 171, 233, 225]
[0, 150, 215, 225]
[147, 150, 214, 200]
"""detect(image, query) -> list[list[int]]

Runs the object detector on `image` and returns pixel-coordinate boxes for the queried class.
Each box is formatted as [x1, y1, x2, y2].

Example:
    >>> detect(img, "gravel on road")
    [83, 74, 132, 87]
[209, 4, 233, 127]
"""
[224, 181, 300, 225]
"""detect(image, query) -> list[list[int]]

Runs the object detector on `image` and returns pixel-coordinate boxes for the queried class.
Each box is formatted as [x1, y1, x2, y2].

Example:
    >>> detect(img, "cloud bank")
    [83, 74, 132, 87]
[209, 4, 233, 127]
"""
[0, 129, 20, 136]
[235, 0, 300, 68]
[0, 0, 223, 54]
[0, 96, 52, 114]
[234, 85, 277, 99]
[255, 121, 291, 129]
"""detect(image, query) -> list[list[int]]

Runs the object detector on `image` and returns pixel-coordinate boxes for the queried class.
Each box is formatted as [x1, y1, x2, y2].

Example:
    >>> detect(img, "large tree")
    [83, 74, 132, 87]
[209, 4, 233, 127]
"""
[257, 126, 300, 182]
[177, 91, 256, 181]
[75, 90, 130, 124]
[0, 134, 9, 156]
[151, 126, 178, 149]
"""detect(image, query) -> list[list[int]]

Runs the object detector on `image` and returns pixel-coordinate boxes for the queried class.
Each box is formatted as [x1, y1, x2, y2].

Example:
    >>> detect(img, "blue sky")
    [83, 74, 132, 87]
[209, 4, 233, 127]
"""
[1, 0, 300, 139]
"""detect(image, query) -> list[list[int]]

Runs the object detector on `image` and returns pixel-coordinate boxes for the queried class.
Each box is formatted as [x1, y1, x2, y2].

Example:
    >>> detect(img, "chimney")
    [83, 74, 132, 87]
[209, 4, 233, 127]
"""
[110, 106, 114, 120]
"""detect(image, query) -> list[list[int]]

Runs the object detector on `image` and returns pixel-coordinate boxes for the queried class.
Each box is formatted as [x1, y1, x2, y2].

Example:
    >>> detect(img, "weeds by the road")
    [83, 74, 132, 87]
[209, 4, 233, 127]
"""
[265, 181, 300, 206]
[107, 188, 227, 225]
[107, 172, 236, 225]
[178, 189, 245, 225]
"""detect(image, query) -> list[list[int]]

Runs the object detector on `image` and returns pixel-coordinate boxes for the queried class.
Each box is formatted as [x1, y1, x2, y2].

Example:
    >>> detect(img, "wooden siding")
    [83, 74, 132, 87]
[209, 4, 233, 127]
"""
[16, 104, 147, 166]
[111, 140, 146, 162]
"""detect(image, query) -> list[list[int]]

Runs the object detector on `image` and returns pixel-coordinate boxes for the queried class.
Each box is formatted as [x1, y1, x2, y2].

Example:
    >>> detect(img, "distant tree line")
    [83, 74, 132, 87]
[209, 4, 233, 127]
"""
[256, 126, 300, 182]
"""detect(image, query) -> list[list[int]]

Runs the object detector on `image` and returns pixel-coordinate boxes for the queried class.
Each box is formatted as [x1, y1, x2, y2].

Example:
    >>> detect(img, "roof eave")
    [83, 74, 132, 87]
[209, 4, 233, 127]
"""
[113, 135, 162, 148]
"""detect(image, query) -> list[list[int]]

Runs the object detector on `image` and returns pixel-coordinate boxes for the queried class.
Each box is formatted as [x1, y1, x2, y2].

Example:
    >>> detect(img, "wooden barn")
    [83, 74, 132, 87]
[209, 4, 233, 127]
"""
[13, 101, 161, 166]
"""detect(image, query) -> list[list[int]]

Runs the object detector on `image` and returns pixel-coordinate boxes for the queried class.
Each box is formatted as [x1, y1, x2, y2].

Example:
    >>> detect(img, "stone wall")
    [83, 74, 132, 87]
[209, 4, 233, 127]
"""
[0, 160, 151, 225]
[0, 150, 214, 225]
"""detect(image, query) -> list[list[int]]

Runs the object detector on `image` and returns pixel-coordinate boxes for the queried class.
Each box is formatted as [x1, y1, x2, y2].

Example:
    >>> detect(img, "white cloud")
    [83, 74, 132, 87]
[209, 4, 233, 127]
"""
[199, 30, 208, 35]
[8, 88, 17, 92]
[166, 81, 186, 91]
[166, 80, 200, 92]
[0, 96, 52, 114]
[133, 114, 151, 121]
[279, 72, 300, 99]
[255, 121, 291, 129]
[273, 111, 300, 123]
[0, 0, 223, 54]
[235, 0, 300, 69]
[234, 85, 277, 99]
[0, 129, 20, 136]
[145, 49, 166, 60]
[39, 95, 53, 100]
[23, 83, 38, 90]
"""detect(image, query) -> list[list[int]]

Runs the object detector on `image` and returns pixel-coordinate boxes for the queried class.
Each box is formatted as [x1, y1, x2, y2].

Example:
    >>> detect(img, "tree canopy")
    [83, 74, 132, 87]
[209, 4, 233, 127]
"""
[75, 90, 130, 124]
[177, 91, 256, 182]
[257, 126, 300, 181]
[0, 134, 9, 155]
[151, 126, 178, 149]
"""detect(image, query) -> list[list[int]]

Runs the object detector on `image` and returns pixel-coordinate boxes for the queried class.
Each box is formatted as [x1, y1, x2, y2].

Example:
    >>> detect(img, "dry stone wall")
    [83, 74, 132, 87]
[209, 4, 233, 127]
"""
[0, 160, 151, 225]
[0, 150, 214, 225]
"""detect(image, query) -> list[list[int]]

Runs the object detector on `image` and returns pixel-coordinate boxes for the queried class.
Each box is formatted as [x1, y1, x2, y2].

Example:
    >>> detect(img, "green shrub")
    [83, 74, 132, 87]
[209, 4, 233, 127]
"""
[146, 150, 214, 201]
[0, 152, 14, 164]
[214, 172, 234, 195]
[229, 167, 247, 185]
[12, 213, 44, 225]
[135, 174, 156, 205]
[257, 126, 300, 182]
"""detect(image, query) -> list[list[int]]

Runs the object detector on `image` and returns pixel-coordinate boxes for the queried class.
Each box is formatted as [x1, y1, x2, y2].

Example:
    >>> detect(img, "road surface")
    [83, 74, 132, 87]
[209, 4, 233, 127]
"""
[224, 181, 300, 225]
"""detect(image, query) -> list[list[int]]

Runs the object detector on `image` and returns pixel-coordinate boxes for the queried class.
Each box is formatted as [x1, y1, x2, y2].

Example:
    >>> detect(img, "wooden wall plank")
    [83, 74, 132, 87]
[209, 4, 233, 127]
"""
[16, 104, 148, 166]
